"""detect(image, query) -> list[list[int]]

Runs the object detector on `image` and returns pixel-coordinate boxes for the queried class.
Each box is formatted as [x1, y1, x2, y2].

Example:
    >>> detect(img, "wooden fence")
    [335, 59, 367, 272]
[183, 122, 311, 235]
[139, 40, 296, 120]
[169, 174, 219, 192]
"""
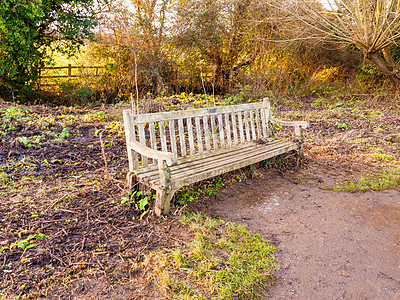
[38, 64, 106, 89]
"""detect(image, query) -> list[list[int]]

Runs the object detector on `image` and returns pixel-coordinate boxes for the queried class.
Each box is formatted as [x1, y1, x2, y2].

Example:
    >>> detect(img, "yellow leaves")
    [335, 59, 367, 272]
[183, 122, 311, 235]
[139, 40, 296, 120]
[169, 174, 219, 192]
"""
[105, 121, 125, 138]
[311, 67, 339, 83]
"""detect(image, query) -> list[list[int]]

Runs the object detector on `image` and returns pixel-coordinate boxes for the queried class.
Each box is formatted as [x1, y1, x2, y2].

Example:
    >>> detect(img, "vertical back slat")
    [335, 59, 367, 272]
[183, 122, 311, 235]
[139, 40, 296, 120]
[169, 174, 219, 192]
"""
[264, 99, 271, 136]
[231, 112, 238, 146]
[195, 117, 203, 153]
[159, 120, 167, 152]
[250, 110, 256, 140]
[218, 114, 225, 148]
[261, 107, 267, 138]
[255, 109, 262, 139]
[149, 122, 157, 165]
[187, 117, 195, 156]
[169, 120, 178, 156]
[238, 111, 245, 144]
[138, 123, 148, 166]
[149, 122, 157, 150]
[211, 115, 218, 149]
[203, 115, 211, 151]
[178, 118, 186, 157]
[244, 110, 251, 142]
[224, 113, 232, 147]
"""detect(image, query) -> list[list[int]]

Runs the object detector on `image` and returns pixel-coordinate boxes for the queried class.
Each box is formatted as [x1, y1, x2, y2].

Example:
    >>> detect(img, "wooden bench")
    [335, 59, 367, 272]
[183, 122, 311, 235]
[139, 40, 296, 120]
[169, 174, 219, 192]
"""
[123, 98, 308, 216]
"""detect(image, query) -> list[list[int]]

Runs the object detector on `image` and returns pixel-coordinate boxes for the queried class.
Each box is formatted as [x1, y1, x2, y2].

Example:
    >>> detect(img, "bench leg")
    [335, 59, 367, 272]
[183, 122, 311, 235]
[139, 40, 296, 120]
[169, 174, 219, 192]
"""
[126, 172, 136, 189]
[294, 138, 304, 168]
[155, 188, 176, 216]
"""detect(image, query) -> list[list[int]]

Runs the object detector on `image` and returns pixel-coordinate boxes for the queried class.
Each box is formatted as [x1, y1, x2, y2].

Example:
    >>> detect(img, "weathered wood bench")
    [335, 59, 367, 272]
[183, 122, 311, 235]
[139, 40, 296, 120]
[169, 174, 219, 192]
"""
[123, 98, 308, 216]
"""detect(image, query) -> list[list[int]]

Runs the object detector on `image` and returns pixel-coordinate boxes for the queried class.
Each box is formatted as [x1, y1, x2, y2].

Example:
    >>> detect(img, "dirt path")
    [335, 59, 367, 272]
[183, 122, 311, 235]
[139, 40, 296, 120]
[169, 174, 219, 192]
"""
[203, 170, 400, 299]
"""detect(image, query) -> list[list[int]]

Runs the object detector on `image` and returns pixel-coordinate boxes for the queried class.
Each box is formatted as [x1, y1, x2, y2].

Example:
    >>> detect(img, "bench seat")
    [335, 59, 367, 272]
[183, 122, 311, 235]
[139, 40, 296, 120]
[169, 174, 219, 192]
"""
[134, 139, 297, 190]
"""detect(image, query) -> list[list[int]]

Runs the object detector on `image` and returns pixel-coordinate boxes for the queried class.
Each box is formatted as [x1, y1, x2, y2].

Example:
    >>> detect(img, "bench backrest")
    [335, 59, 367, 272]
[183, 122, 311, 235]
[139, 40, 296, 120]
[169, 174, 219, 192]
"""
[123, 99, 272, 169]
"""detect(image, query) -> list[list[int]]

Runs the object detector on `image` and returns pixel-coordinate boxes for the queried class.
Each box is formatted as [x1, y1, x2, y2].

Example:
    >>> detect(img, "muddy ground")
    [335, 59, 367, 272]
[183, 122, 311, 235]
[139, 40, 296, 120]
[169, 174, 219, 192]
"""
[1, 95, 399, 298]
[203, 169, 400, 299]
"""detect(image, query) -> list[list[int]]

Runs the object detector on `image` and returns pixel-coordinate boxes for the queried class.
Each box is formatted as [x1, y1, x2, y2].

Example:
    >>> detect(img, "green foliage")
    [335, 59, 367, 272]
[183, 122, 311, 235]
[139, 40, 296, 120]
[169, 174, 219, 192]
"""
[58, 127, 71, 139]
[175, 178, 224, 206]
[17, 135, 45, 148]
[325, 166, 400, 192]
[121, 190, 152, 219]
[311, 99, 323, 108]
[356, 62, 385, 88]
[0, 232, 48, 253]
[0, 105, 75, 149]
[335, 100, 352, 107]
[0, 0, 99, 97]
[61, 82, 94, 104]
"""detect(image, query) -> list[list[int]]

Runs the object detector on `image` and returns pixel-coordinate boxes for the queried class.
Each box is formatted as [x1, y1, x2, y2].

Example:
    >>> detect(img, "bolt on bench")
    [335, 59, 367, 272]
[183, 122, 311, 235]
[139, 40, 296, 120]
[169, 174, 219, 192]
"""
[123, 98, 308, 216]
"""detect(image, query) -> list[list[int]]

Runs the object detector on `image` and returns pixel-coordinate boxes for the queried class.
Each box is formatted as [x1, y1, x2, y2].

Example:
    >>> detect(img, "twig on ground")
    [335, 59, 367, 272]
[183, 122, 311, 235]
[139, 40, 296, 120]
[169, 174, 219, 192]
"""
[99, 131, 110, 183]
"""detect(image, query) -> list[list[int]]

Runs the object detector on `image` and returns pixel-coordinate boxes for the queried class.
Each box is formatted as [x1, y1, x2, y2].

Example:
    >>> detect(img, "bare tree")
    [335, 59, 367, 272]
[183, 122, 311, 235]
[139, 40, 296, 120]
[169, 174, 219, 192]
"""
[279, 0, 400, 86]
[172, 0, 277, 91]
[89, 0, 174, 96]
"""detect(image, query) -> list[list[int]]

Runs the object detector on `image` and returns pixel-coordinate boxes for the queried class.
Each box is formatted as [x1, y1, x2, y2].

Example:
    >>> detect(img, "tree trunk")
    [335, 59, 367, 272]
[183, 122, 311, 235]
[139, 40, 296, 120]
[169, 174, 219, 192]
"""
[382, 48, 395, 70]
[366, 52, 400, 87]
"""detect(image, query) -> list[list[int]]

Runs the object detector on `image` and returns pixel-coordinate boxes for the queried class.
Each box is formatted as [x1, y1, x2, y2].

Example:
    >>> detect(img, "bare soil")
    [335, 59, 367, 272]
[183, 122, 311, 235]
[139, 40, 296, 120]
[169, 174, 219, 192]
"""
[1, 95, 399, 298]
[202, 168, 400, 299]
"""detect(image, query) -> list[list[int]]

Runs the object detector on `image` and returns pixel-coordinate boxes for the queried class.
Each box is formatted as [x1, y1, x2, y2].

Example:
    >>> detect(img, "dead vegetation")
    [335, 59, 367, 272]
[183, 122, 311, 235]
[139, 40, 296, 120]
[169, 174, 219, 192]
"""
[0, 94, 399, 298]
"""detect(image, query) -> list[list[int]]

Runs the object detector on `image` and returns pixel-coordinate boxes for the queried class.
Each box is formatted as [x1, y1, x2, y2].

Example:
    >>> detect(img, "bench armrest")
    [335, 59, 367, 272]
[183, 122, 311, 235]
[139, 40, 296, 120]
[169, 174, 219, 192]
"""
[129, 141, 177, 166]
[270, 118, 309, 136]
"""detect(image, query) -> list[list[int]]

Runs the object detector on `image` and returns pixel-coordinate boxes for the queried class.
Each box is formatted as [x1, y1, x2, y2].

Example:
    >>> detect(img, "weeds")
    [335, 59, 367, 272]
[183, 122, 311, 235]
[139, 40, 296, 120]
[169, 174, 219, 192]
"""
[337, 122, 348, 130]
[0, 232, 48, 253]
[17, 135, 46, 148]
[175, 178, 224, 206]
[121, 190, 153, 219]
[59, 128, 72, 139]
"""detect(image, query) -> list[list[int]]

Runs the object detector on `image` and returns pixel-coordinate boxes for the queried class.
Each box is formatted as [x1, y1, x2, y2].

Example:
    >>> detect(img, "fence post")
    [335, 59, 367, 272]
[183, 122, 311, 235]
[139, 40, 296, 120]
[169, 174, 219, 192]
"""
[37, 68, 41, 91]
[68, 64, 71, 78]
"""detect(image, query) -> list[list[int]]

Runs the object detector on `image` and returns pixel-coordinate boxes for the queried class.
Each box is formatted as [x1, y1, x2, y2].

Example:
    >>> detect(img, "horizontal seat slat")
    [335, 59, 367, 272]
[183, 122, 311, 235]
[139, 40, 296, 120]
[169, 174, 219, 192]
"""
[136, 141, 297, 186]
[173, 141, 286, 173]
[135, 141, 283, 179]
[139, 142, 297, 189]
[135, 140, 286, 178]
[173, 144, 296, 188]
[171, 142, 296, 182]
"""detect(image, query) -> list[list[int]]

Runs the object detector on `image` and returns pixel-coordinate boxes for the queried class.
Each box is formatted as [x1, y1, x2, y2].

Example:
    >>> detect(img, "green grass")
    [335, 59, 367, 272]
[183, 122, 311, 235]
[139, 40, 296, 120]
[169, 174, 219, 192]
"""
[324, 166, 400, 192]
[146, 213, 278, 299]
